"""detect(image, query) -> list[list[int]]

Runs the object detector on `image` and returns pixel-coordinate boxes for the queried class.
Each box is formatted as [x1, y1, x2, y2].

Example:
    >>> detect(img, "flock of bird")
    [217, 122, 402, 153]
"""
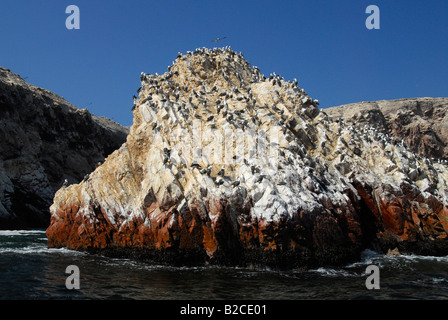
[128, 47, 446, 192]
[130, 47, 323, 188]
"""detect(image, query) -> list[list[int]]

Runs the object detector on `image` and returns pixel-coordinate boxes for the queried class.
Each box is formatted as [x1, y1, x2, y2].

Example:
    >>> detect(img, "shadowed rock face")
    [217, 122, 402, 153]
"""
[325, 98, 448, 161]
[0, 67, 129, 229]
[46, 48, 448, 269]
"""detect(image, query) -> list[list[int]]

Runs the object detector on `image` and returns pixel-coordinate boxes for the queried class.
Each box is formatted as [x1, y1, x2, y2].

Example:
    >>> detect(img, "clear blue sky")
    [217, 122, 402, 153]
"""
[1, 0, 447, 127]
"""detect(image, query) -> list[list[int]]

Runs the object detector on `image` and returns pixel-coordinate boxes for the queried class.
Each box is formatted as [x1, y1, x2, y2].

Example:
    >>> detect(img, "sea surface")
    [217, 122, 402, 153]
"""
[1, 229, 448, 300]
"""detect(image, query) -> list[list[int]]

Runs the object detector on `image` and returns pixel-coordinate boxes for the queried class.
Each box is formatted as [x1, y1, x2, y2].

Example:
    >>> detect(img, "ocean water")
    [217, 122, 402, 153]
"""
[1, 230, 448, 300]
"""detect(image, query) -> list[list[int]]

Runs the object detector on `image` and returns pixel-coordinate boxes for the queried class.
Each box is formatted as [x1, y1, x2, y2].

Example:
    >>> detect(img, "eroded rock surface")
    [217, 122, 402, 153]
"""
[325, 98, 448, 161]
[47, 48, 448, 268]
[0, 67, 129, 229]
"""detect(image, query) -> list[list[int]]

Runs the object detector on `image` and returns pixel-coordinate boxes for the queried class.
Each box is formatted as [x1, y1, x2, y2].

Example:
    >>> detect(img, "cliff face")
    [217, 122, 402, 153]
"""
[0, 67, 129, 229]
[325, 98, 448, 161]
[47, 48, 448, 268]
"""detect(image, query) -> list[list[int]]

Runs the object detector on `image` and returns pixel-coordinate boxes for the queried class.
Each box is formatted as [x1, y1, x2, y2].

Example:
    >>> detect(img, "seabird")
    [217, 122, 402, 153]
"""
[206, 165, 213, 175]
[231, 179, 240, 188]
[251, 165, 260, 174]
[191, 162, 201, 169]
[212, 36, 227, 43]
[200, 187, 208, 197]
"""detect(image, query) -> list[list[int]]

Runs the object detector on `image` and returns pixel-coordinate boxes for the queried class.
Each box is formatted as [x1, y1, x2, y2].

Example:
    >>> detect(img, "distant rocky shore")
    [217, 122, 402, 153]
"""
[0, 67, 128, 229]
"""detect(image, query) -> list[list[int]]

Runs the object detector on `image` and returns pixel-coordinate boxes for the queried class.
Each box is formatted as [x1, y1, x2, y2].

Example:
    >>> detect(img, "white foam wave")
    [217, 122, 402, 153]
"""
[431, 277, 448, 284]
[344, 249, 448, 272]
[0, 245, 84, 256]
[0, 230, 46, 236]
[392, 254, 448, 263]
[311, 267, 358, 277]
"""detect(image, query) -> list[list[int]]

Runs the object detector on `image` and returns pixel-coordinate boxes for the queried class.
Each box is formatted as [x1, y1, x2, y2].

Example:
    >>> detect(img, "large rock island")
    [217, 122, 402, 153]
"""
[0, 67, 129, 229]
[47, 48, 448, 268]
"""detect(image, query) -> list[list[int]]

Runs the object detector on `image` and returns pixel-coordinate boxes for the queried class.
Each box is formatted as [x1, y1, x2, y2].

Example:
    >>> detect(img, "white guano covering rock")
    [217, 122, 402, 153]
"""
[59, 48, 448, 226]
[49, 48, 448, 259]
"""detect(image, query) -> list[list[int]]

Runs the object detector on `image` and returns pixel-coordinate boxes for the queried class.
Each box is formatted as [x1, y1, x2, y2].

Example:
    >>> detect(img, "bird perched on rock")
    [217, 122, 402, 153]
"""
[206, 165, 213, 175]
[251, 165, 260, 174]
[200, 187, 208, 197]
[191, 162, 201, 169]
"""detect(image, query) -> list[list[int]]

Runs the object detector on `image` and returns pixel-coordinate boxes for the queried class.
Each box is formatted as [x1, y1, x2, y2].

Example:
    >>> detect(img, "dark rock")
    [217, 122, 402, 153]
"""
[0, 67, 128, 229]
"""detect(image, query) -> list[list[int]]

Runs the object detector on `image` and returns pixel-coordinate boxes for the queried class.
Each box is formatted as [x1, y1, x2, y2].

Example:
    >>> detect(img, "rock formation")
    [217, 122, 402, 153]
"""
[46, 48, 448, 269]
[325, 98, 448, 161]
[0, 67, 129, 229]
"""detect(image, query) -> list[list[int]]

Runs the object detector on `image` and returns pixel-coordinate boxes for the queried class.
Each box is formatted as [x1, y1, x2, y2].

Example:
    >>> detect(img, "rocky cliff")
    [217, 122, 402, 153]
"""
[325, 98, 448, 161]
[47, 48, 448, 269]
[0, 67, 129, 229]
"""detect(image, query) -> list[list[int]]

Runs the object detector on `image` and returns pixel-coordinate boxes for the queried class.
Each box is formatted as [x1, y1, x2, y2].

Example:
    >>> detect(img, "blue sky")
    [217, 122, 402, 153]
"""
[0, 0, 447, 127]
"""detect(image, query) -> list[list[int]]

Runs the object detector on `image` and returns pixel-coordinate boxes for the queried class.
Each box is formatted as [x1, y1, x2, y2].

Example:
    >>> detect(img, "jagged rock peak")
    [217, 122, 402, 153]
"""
[133, 47, 319, 130]
[153, 47, 256, 89]
[137, 46, 314, 101]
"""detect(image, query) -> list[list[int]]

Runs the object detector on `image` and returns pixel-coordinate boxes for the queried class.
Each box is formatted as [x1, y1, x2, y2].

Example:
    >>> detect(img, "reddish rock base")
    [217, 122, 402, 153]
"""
[46, 183, 448, 269]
